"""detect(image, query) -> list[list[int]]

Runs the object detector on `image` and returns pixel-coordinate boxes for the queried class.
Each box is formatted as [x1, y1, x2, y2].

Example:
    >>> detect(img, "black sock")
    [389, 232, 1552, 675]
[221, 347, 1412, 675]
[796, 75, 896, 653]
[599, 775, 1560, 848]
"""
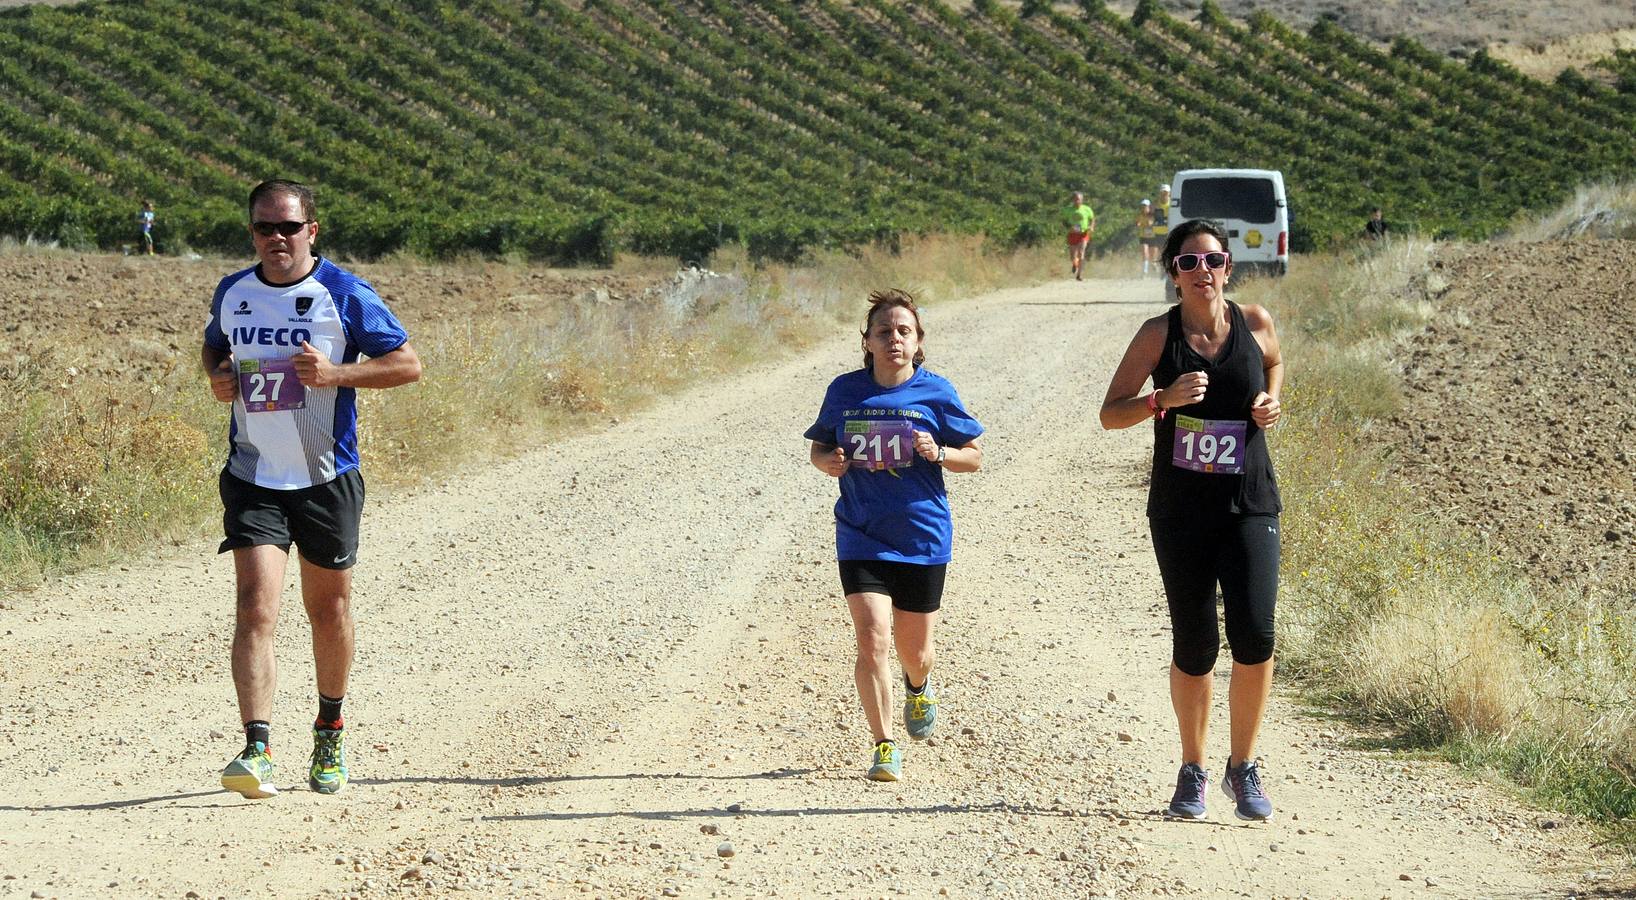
[317, 694, 344, 729]
[903, 673, 926, 695]
[244, 720, 271, 750]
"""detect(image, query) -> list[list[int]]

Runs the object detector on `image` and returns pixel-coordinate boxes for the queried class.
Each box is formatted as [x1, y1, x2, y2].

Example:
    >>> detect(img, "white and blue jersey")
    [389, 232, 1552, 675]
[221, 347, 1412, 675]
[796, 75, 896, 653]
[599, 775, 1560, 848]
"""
[804, 367, 984, 565]
[204, 257, 408, 490]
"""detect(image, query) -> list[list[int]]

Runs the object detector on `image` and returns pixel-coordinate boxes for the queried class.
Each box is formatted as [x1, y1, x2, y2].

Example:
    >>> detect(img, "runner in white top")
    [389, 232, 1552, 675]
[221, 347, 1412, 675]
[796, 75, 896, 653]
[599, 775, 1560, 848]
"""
[203, 180, 421, 800]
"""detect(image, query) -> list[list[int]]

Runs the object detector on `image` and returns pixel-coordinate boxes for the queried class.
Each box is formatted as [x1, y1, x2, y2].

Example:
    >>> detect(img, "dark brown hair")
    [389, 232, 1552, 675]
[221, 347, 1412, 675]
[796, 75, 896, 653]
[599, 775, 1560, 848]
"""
[248, 179, 316, 221]
[1160, 219, 1230, 273]
[860, 288, 926, 370]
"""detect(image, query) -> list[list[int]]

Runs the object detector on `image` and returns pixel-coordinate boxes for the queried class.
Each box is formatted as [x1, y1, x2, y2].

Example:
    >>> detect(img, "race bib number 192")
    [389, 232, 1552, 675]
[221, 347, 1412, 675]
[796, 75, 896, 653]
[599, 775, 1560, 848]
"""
[845, 419, 917, 471]
[238, 358, 305, 413]
[1171, 415, 1245, 474]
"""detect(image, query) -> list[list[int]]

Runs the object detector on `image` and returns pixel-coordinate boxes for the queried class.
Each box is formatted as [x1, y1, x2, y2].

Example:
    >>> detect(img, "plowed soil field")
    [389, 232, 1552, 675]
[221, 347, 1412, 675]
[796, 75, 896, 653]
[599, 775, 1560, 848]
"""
[1389, 240, 1636, 590]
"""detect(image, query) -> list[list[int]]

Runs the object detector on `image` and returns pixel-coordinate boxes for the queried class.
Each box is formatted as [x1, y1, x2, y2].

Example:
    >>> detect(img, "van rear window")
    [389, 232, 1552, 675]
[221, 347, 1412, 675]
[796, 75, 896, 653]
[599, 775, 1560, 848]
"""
[1178, 178, 1278, 223]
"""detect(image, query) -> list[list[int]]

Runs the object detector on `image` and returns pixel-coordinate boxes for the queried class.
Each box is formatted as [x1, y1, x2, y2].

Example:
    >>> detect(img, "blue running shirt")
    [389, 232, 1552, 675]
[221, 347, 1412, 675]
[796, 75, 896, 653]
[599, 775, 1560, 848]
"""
[204, 258, 409, 490]
[804, 367, 984, 564]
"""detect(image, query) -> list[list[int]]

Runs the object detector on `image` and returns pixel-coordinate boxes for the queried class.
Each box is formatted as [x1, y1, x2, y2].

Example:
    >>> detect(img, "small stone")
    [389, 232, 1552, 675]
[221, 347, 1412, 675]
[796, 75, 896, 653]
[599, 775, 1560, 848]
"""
[649, 842, 662, 850]
[700, 824, 720, 835]
[33, 891, 46, 899]
[801, 683, 815, 694]
[402, 867, 424, 881]
[1425, 876, 1440, 887]
[1105, 691, 1117, 702]
[1116, 731, 1134, 742]
[961, 727, 976, 736]
[423, 850, 445, 866]
[1399, 873, 1412, 881]
[334, 856, 348, 865]
[716, 842, 736, 858]
[726, 803, 743, 813]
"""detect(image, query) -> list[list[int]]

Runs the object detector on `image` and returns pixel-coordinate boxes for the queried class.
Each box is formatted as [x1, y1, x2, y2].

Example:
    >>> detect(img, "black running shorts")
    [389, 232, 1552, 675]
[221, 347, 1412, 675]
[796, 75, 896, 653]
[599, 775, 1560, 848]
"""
[218, 468, 364, 570]
[838, 559, 947, 614]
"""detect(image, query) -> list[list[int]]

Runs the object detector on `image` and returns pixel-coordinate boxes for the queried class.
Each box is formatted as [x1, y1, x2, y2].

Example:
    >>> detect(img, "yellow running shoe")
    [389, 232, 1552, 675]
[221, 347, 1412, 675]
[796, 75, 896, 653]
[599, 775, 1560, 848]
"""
[867, 740, 902, 782]
[308, 727, 348, 795]
[904, 679, 939, 741]
[220, 742, 278, 799]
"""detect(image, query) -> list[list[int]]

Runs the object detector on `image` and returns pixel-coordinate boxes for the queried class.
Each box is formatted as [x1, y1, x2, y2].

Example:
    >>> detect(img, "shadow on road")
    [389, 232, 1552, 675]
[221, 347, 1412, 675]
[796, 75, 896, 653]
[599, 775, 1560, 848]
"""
[1, 788, 224, 813]
[354, 767, 816, 789]
[1, 769, 820, 813]
[485, 799, 1078, 823]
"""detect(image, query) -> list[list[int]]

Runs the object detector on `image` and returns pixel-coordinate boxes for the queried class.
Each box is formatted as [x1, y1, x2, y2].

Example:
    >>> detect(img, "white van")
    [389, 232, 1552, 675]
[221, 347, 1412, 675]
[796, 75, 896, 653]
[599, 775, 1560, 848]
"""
[1168, 168, 1289, 279]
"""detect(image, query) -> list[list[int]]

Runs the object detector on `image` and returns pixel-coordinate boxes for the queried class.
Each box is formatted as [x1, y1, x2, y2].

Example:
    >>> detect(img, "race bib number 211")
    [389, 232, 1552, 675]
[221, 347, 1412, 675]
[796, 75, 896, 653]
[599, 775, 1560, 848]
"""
[845, 419, 916, 471]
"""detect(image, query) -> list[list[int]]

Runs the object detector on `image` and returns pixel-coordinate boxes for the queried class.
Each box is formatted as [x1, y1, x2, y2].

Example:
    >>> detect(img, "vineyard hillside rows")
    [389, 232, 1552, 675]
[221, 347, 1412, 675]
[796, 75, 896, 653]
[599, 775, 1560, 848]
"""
[2, 0, 1634, 261]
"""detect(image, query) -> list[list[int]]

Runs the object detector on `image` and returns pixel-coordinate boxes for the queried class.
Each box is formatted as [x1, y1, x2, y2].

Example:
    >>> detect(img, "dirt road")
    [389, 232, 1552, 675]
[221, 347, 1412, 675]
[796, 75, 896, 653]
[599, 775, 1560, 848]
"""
[0, 276, 1621, 898]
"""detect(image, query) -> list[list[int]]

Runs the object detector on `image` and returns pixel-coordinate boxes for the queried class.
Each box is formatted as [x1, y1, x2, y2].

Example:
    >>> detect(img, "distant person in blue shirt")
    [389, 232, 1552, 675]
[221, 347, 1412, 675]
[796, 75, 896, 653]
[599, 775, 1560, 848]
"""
[804, 289, 984, 782]
[138, 200, 156, 255]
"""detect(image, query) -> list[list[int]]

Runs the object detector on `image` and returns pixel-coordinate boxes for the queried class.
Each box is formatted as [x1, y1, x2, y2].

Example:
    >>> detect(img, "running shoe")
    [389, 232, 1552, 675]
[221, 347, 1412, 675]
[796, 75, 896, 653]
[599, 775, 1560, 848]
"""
[1222, 757, 1273, 821]
[308, 727, 349, 795]
[867, 740, 902, 782]
[220, 742, 278, 799]
[1165, 762, 1209, 819]
[903, 680, 939, 741]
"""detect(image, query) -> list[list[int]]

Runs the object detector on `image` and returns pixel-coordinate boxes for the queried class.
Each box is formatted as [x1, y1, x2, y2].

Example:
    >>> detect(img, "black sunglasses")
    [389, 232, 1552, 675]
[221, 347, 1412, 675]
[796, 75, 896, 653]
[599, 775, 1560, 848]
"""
[1171, 251, 1230, 273]
[251, 220, 311, 237]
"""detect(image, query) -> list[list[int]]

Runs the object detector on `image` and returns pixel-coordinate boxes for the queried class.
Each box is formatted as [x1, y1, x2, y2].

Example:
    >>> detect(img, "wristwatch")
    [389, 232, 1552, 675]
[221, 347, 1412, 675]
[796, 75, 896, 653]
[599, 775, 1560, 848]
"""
[935, 445, 947, 465]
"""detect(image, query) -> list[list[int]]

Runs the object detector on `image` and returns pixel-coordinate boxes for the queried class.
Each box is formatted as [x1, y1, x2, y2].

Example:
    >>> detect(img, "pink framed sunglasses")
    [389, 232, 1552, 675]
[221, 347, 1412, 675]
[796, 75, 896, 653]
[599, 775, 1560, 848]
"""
[1171, 251, 1230, 272]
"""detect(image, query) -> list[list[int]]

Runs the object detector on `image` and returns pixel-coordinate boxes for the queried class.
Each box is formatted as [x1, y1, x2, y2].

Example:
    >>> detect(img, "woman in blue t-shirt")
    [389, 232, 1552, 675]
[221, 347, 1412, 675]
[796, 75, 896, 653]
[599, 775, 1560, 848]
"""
[804, 289, 984, 781]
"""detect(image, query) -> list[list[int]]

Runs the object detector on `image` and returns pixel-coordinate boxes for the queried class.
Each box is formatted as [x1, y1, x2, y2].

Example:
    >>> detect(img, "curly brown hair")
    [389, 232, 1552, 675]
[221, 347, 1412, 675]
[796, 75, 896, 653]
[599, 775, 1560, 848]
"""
[860, 288, 926, 371]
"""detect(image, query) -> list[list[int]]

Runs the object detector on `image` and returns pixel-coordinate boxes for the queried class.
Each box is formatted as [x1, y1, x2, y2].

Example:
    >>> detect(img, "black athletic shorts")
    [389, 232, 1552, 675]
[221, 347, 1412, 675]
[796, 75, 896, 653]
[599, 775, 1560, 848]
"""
[218, 468, 364, 570]
[838, 559, 947, 614]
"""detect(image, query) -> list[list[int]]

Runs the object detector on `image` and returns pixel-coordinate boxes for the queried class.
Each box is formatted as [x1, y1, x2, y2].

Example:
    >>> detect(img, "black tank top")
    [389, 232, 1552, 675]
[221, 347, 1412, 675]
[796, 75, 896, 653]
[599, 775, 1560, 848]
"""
[1147, 301, 1282, 518]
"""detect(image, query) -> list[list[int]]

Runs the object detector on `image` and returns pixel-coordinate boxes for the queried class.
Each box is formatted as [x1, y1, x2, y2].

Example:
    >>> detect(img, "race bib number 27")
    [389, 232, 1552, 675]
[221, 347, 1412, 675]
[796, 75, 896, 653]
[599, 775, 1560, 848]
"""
[1171, 415, 1245, 474]
[238, 358, 305, 413]
[845, 419, 917, 471]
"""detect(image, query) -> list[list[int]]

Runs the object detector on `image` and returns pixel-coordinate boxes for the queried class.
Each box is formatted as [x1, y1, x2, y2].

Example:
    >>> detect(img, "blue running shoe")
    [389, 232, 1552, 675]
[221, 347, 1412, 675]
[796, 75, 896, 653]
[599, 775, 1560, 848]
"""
[903, 680, 938, 741]
[1222, 758, 1273, 821]
[308, 727, 349, 795]
[220, 742, 278, 799]
[867, 740, 902, 782]
[1166, 762, 1208, 819]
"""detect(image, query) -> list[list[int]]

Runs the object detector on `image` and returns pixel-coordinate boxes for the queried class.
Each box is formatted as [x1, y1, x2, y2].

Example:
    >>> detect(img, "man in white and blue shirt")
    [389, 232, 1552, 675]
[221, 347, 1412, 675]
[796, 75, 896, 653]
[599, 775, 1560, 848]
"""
[203, 180, 420, 800]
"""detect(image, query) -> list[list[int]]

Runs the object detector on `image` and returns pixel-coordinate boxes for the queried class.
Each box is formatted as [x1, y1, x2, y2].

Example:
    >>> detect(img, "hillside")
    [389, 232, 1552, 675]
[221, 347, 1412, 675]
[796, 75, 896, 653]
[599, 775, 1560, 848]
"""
[1147, 0, 1636, 55]
[2, 0, 1635, 260]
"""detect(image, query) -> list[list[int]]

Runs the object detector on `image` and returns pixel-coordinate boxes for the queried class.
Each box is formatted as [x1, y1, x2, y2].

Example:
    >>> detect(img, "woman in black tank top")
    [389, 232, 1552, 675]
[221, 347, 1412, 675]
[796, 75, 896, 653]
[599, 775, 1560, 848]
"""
[1098, 219, 1286, 822]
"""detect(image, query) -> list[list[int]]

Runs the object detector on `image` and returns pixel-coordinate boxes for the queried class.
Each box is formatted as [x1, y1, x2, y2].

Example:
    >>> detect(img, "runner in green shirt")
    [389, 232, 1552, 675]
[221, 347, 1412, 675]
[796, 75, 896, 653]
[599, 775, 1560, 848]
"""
[1063, 192, 1095, 281]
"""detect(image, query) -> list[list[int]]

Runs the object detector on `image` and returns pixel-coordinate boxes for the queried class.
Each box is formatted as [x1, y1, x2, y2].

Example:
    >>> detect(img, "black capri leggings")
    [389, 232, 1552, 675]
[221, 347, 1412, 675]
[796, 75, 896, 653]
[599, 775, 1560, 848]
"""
[1148, 513, 1279, 676]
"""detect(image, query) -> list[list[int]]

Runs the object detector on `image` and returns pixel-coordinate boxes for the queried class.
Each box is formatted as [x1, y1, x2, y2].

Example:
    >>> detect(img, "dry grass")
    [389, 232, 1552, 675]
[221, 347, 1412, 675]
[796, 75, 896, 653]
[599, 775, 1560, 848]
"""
[0, 352, 219, 588]
[1233, 204, 1636, 833]
[1504, 180, 1636, 242]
